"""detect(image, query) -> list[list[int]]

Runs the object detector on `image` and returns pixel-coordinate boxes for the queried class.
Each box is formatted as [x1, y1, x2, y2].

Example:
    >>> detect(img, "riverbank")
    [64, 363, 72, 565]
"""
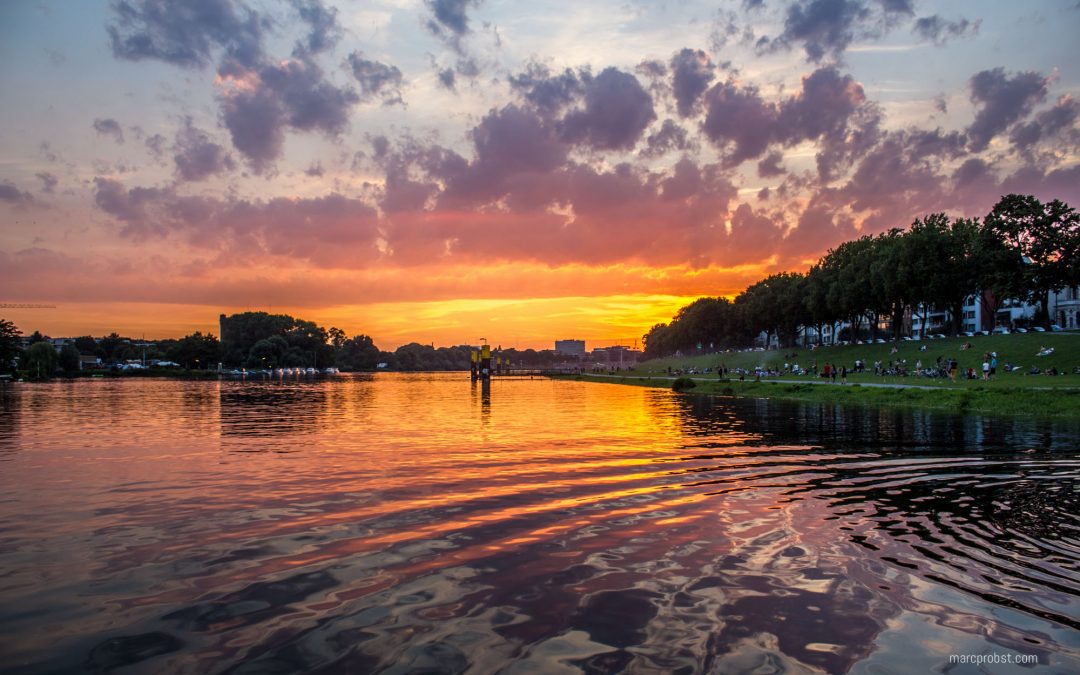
[557, 372, 1080, 419]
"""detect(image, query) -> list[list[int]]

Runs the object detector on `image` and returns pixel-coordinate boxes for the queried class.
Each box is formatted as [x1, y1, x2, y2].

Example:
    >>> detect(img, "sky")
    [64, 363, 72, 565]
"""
[0, 0, 1078, 350]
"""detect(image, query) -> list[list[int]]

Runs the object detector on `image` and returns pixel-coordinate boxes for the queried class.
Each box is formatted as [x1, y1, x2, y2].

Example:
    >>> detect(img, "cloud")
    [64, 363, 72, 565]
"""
[93, 177, 381, 264]
[220, 57, 358, 172]
[757, 151, 785, 177]
[912, 15, 979, 45]
[145, 133, 167, 160]
[560, 68, 656, 151]
[702, 66, 879, 174]
[670, 48, 715, 117]
[35, 172, 58, 194]
[291, 0, 342, 56]
[701, 81, 778, 165]
[1009, 95, 1079, 152]
[107, 0, 265, 70]
[771, 0, 872, 63]
[93, 117, 125, 144]
[966, 67, 1048, 152]
[0, 182, 34, 207]
[347, 52, 404, 105]
[509, 63, 586, 118]
[641, 119, 694, 158]
[425, 0, 479, 39]
[173, 117, 236, 182]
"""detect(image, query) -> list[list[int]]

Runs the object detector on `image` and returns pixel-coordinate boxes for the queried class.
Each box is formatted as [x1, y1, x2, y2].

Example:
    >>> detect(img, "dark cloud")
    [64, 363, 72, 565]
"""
[93, 177, 381, 264]
[702, 81, 778, 165]
[145, 133, 167, 160]
[560, 67, 656, 151]
[913, 15, 979, 45]
[0, 182, 34, 207]
[636, 59, 667, 80]
[173, 117, 235, 182]
[35, 172, 58, 194]
[878, 0, 914, 15]
[967, 68, 1048, 152]
[670, 48, 715, 117]
[437, 104, 567, 207]
[641, 120, 694, 158]
[703, 67, 879, 175]
[438, 67, 456, 90]
[107, 0, 265, 70]
[305, 162, 324, 177]
[220, 79, 287, 172]
[347, 51, 404, 105]
[93, 117, 125, 144]
[778, 67, 866, 142]
[221, 57, 359, 172]
[1009, 95, 1079, 152]
[772, 0, 871, 62]
[757, 151, 785, 177]
[509, 63, 587, 118]
[292, 0, 341, 56]
[425, 0, 477, 37]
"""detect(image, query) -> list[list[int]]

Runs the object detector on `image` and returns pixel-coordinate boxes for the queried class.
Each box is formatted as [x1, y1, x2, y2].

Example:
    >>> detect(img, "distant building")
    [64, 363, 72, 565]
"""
[555, 339, 586, 356]
[590, 346, 642, 365]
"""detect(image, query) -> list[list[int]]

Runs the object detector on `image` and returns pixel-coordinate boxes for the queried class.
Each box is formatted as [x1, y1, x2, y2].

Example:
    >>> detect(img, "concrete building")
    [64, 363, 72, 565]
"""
[554, 339, 586, 356]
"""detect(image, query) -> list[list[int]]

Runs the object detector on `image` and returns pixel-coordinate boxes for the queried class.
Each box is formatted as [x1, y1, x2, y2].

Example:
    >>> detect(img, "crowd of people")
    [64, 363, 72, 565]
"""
[662, 344, 1077, 383]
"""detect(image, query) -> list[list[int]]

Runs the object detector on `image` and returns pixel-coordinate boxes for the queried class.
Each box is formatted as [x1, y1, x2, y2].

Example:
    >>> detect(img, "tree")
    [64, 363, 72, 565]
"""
[73, 335, 98, 355]
[0, 319, 21, 374]
[336, 334, 381, 371]
[167, 332, 221, 370]
[984, 194, 1080, 328]
[22, 341, 58, 379]
[59, 344, 81, 372]
[328, 327, 347, 350]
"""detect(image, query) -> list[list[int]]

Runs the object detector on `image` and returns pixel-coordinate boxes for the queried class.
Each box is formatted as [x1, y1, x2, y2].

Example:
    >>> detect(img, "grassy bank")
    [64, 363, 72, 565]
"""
[631, 331, 1080, 390]
[560, 373, 1080, 419]
[558, 331, 1080, 418]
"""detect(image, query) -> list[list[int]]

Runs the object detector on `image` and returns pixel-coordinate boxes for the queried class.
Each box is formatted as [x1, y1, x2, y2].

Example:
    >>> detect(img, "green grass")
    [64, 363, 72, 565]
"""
[562, 373, 1080, 419]
[555, 330, 1080, 419]
[632, 331, 1080, 391]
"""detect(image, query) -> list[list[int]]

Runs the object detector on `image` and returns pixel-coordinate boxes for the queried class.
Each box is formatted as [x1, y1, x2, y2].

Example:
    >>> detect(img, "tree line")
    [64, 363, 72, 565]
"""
[0, 311, 584, 378]
[643, 194, 1080, 359]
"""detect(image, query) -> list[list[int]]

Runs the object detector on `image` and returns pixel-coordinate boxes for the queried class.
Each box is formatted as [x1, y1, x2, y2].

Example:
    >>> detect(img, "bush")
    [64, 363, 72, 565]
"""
[672, 377, 697, 391]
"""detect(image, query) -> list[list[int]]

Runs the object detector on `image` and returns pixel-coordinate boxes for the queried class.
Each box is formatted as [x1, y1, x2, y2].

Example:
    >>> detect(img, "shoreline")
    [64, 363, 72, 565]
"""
[555, 372, 1080, 420]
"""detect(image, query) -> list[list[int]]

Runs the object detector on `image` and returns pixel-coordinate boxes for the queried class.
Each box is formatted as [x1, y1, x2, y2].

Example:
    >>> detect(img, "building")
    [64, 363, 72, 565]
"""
[589, 345, 642, 366]
[554, 339, 586, 356]
[1051, 286, 1080, 329]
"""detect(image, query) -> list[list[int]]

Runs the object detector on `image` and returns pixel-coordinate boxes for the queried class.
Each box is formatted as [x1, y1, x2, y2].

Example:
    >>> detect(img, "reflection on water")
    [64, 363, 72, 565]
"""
[0, 374, 1077, 673]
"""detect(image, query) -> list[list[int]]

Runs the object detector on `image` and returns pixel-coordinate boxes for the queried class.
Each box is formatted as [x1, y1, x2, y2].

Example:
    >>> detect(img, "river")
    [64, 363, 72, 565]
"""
[0, 373, 1077, 673]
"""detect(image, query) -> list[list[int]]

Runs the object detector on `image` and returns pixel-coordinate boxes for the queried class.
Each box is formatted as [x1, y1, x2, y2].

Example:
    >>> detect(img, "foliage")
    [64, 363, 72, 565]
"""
[167, 332, 221, 369]
[336, 334, 380, 371]
[0, 319, 22, 374]
[221, 312, 333, 368]
[642, 194, 1077, 359]
[671, 377, 697, 391]
[984, 194, 1080, 327]
[59, 344, 81, 372]
[22, 341, 58, 379]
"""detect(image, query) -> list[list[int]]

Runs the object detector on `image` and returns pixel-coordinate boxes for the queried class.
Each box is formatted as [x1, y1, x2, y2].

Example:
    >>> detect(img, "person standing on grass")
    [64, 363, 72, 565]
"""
[949, 358, 958, 381]
[982, 358, 990, 380]
[840, 365, 847, 384]
[990, 352, 997, 376]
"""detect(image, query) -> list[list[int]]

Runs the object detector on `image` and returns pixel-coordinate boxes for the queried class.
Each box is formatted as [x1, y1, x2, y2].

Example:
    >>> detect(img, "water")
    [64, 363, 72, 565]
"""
[0, 374, 1078, 674]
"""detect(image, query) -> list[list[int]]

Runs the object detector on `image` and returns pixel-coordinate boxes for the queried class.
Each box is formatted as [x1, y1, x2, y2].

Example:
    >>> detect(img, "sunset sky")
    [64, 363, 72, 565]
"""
[1, 1, 1078, 349]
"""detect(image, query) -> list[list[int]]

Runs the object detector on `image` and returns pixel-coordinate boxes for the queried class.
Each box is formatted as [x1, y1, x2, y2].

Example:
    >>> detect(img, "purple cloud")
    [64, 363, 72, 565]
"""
[967, 68, 1048, 151]
[93, 117, 125, 144]
[560, 68, 656, 151]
